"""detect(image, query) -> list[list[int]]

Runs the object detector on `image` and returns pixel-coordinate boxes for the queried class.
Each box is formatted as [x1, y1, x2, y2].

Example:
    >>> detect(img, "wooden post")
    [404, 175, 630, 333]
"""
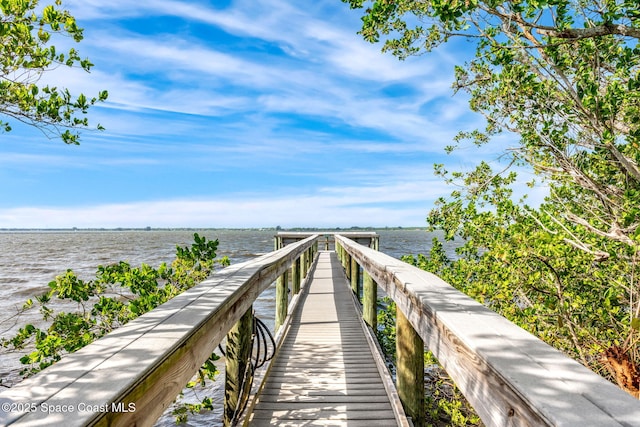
[274, 235, 282, 250]
[303, 248, 309, 276]
[363, 271, 377, 330]
[396, 307, 425, 427]
[292, 257, 301, 294]
[345, 253, 351, 280]
[342, 247, 347, 269]
[224, 307, 254, 427]
[300, 250, 306, 282]
[350, 256, 360, 298]
[275, 269, 288, 331]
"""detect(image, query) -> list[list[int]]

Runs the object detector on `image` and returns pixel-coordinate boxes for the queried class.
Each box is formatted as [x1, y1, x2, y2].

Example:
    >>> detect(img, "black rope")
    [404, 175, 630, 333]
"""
[253, 317, 276, 369]
[231, 352, 254, 426]
[216, 317, 276, 368]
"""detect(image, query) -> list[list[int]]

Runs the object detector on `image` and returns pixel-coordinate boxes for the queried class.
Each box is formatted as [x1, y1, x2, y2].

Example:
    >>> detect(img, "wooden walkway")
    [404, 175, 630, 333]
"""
[246, 250, 403, 426]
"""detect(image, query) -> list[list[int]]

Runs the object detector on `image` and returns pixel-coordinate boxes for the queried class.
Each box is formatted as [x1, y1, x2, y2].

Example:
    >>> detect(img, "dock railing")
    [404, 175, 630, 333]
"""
[0, 234, 320, 427]
[335, 234, 640, 427]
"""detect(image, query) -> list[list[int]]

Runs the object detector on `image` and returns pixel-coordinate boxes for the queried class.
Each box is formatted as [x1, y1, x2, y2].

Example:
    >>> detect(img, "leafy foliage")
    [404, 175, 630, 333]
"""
[172, 397, 214, 424]
[375, 296, 397, 359]
[1, 233, 229, 421]
[345, 0, 640, 397]
[423, 352, 482, 427]
[0, 0, 108, 144]
[376, 297, 482, 426]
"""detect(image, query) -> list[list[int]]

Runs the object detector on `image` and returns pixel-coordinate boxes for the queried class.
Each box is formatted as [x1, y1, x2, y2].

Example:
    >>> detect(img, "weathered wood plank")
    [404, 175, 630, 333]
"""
[251, 402, 394, 411]
[260, 387, 389, 402]
[246, 251, 409, 427]
[259, 381, 394, 392]
[363, 270, 377, 330]
[257, 395, 392, 404]
[396, 307, 425, 427]
[335, 234, 640, 427]
[224, 307, 254, 426]
[267, 360, 378, 369]
[249, 416, 399, 427]
[261, 378, 390, 388]
[249, 419, 396, 427]
[351, 255, 360, 296]
[250, 408, 397, 420]
[291, 257, 300, 294]
[275, 269, 288, 331]
[266, 365, 380, 374]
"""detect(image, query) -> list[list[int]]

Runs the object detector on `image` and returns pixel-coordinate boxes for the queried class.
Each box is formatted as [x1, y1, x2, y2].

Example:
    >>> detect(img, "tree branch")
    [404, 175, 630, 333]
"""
[529, 208, 612, 261]
[564, 212, 635, 246]
[537, 23, 640, 40]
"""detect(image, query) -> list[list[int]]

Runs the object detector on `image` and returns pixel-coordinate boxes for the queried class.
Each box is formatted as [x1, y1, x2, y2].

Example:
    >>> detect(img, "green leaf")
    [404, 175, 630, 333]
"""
[0, 0, 107, 143]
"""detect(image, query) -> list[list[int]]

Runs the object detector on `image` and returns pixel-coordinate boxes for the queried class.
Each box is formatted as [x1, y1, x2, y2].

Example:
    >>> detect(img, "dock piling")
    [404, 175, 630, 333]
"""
[224, 307, 254, 427]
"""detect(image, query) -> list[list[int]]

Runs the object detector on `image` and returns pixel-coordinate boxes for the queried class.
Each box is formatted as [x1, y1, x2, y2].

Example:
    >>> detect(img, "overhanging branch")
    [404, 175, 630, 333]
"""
[536, 23, 640, 40]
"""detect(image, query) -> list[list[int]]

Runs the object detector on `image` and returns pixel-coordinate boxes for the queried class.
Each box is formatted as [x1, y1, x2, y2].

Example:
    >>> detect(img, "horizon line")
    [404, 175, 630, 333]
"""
[0, 226, 427, 231]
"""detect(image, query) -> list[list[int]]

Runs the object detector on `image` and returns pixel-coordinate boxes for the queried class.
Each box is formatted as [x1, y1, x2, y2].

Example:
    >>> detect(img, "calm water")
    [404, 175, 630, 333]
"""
[0, 229, 453, 425]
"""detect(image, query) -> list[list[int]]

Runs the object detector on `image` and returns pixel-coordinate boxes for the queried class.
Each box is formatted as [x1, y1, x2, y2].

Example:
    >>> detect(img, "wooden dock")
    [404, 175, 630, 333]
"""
[245, 250, 405, 426]
[3, 232, 640, 427]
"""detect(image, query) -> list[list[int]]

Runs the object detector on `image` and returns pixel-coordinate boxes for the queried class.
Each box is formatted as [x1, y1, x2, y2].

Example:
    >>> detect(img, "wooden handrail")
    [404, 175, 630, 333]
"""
[0, 235, 320, 427]
[275, 231, 379, 251]
[335, 234, 640, 426]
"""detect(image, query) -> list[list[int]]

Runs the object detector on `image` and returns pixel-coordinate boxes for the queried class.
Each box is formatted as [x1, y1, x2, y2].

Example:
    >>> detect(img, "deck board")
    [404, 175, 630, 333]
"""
[246, 251, 402, 426]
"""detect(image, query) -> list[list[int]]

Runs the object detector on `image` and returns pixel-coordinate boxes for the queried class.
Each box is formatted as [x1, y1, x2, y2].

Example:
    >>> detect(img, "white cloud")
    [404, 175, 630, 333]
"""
[0, 0, 504, 230]
[0, 166, 449, 228]
[42, 0, 477, 152]
[0, 192, 437, 230]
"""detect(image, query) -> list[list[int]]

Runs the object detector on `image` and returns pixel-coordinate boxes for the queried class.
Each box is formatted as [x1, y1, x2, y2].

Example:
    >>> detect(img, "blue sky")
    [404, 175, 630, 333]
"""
[0, 0, 519, 228]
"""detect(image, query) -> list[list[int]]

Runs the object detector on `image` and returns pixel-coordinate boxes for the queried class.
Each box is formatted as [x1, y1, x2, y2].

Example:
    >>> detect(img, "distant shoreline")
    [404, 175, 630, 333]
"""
[0, 226, 425, 232]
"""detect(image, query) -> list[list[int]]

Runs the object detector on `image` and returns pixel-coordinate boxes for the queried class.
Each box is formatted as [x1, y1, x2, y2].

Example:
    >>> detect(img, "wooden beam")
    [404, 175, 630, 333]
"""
[345, 252, 351, 280]
[292, 257, 301, 295]
[300, 250, 306, 282]
[351, 255, 360, 298]
[396, 307, 425, 427]
[275, 269, 289, 331]
[224, 307, 254, 427]
[363, 270, 377, 330]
